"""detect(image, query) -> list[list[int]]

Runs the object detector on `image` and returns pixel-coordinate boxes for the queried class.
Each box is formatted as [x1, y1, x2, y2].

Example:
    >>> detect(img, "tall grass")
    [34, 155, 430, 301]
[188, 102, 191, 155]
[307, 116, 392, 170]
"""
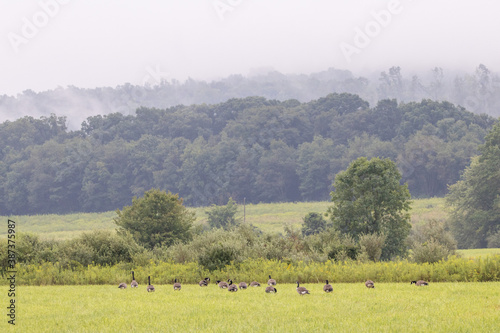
[7, 255, 500, 286]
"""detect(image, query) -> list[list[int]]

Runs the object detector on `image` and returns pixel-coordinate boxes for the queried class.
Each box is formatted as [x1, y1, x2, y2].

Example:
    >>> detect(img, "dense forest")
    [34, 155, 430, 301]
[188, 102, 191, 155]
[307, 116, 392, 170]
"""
[0, 92, 496, 215]
[1, 65, 499, 130]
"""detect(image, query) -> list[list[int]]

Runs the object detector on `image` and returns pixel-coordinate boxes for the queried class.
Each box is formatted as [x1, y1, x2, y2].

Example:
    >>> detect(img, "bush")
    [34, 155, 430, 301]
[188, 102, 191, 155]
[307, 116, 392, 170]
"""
[411, 239, 452, 264]
[61, 230, 143, 266]
[301, 212, 327, 236]
[358, 233, 386, 262]
[327, 235, 359, 261]
[198, 245, 237, 271]
[409, 219, 457, 263]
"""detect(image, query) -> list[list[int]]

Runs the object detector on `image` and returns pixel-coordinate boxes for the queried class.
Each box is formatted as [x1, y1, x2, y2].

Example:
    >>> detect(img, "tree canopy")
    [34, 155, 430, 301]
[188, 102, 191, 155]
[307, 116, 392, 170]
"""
[114, 189, 194, 249]
[447, 121, 500, 248]
[0, 93, 496, 215]
[329, 157, 412, 259]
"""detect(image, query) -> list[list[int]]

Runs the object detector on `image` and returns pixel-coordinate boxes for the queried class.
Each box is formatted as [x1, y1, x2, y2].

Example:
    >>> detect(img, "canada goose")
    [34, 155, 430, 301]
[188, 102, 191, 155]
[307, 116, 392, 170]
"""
[147, 276, 155, 292]
[267, 275, 276, 286]
[411, 280, 429, 286]
[131, 271, 138, 288]
[173, 278, 181, 291]
[323, 280, 333, 293]
[118, 282, 127, 289]
[228, 280, 238, 292]
[217, 280, 229, 289]
[296, 281, 310, 295]
[239, 282, 248, 290]
[249, 281, 261, 287]
[265, 286, 277, 293]
[365, 280, 375, 288]
[199, 277, 210, 287]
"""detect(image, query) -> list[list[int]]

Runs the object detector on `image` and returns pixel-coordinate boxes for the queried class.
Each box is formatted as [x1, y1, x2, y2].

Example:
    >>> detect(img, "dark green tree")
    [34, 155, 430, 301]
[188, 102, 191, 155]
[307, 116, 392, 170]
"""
[114, 189, 194, 249]
[329, 157, 412, 259]
[447, 121, 500, 248]
[301, 212, 327, 236]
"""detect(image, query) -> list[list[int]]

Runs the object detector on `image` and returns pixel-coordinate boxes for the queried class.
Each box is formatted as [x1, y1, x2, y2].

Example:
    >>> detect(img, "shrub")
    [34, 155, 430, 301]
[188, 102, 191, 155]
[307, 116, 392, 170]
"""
[198, 244, 237, 271]
[358, 233, 386, 262]
[409, 219, 457, 263]
[412, 239, 451, 264]
[301, 212, 327, 236]
[61, 230, 143, 266]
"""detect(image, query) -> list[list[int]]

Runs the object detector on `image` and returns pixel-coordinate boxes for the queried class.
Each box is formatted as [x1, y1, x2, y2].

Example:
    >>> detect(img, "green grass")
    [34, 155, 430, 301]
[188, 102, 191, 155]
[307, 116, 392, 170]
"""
[458, 248, 500, 259]
[1, 198, 447, 240]
[7, 282, 500, 332]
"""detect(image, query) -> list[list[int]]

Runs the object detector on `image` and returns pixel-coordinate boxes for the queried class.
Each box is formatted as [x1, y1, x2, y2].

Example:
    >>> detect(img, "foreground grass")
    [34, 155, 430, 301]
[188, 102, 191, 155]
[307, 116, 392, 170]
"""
[7, 282, 499, 332]
[1, 198, 446, 239]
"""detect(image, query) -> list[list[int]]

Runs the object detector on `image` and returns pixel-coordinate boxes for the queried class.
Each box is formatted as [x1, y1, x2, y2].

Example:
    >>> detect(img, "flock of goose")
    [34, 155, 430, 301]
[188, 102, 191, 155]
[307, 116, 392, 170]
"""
[118, 272, 429, 294]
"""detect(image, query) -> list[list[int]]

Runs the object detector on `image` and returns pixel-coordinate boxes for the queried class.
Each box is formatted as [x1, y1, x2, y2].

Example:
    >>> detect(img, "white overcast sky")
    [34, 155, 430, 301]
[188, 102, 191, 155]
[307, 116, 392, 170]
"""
[1, 0, 499, 96]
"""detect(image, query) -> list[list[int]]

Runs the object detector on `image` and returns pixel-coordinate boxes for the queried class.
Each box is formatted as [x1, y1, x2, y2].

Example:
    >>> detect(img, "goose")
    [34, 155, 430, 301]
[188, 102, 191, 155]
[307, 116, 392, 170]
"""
[296, 281, 310, 295]
[147, 276, 155, 292]
[217, 280, 229, 289]
[118, 282, 127, 289]
[267, 275, 276, 286]
[249, 281, 261, 287]
[323, 280, 333, 293]
[265, 286, 277, 293]
[365, 280, 375, 288]
[411, 280, 429, 286]
[238, 282, 248, 290]
[173, 278, 181, 291]
[131, 271, 138, 288]
[228, 280, 238, 292]
[199, 277, 210, 287]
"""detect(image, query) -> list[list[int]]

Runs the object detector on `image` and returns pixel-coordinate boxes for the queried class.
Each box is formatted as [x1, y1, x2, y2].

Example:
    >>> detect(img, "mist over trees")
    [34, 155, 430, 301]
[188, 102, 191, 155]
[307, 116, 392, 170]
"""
[0, 91, 496, 215]
[1, 65, 499, 130]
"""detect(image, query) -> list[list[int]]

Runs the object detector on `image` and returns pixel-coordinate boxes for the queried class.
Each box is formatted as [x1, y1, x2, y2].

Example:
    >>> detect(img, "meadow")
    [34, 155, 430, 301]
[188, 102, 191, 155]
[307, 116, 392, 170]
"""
[1, 198, 447, 240]
[6, 282, 499, 332]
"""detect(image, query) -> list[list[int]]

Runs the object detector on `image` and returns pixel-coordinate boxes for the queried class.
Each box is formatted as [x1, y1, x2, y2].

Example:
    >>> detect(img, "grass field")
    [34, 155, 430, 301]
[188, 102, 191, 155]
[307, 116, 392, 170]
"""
[6, 282, 500, 332]
[1, 198, 446, 240]
[457, 248, 500, 259]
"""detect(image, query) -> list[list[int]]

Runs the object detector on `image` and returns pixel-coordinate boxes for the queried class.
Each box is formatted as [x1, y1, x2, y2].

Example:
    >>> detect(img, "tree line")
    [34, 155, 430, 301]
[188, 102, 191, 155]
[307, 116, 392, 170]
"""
[0, 93, 496, 215]
[1, 64, 499, 129]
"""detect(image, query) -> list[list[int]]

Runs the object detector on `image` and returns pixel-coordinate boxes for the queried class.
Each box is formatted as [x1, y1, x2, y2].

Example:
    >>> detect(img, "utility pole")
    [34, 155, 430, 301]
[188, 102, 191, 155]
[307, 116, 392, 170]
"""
[243, 197, 246, 224]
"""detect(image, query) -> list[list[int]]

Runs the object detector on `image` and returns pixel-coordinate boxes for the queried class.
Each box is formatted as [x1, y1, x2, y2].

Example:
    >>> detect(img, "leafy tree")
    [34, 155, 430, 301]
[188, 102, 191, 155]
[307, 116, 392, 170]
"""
[447, 121, 500, 248]
[329, 157, 412, 259]
[301, 212, 327, 236]
[206, 198, 240, 230]
[114, 189, 195, 249]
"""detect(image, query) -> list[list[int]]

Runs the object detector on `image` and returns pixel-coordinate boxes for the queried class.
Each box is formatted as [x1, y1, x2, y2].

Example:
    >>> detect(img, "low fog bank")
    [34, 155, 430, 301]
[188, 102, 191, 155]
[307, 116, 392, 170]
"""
[1, 65, 499, 130]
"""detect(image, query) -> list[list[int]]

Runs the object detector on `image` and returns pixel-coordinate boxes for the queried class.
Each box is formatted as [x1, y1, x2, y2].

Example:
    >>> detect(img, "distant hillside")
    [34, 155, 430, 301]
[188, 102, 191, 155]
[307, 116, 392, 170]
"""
[0, 91, 497, 214]
[1, 65, 499, 130]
